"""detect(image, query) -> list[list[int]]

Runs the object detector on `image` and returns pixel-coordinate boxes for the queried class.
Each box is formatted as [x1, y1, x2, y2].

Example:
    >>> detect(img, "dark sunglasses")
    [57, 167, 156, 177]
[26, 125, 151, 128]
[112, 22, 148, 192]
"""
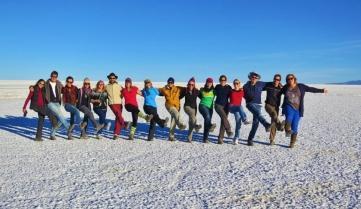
[168, 82, 174, 84]
[274, 78, 281, 81]
[188, 83, 195, 86]
[251, 76, 258, 79]
[67, 80, 73, 83]
[287, 77, 294, 81]
[39, 83, 45, 85]
[51, 75, 58, 78]
[84, 83, 90, 85]
[220, 79, 227, 82]
[109, 77, 116, 80]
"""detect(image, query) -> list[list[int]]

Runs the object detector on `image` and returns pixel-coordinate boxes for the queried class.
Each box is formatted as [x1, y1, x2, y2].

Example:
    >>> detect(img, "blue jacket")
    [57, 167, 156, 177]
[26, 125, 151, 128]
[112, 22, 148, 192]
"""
[280, 83, 324, 117]
[243, 81, 267, 104]
[142, 87, 159, 108]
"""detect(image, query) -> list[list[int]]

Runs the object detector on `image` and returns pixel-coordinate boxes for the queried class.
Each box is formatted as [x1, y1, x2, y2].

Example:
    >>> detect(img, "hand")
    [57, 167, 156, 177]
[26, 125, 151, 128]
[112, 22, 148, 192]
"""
[29, 86, 34, 92]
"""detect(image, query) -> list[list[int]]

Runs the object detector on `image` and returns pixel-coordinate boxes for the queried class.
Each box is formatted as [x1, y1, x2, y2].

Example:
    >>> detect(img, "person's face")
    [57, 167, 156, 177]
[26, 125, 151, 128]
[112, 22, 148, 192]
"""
[109, 76, 116, 84]
[273, 76, 281, 86]
[97, 82, 104, 90]
[83, 81, 91, 89]
[51, 74, 58, 82]
[125, 82, 131, 88]
[220, 77, 227, 86]
[250, 75, 258, 84]
[287, 76, 295, 85]
[66, 79, 73, 87]
[167, 81, 174, 88]
[38, 81, 45, 89]
[233, 81, 240, 88]
[145, 82, 152, 88]
[187, 82, 195, 90]
[206, 82, 213, 88]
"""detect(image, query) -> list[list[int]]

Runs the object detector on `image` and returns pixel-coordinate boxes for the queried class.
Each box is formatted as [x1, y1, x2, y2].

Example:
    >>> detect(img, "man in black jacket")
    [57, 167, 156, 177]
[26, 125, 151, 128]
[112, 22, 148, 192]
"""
[264, 74, 285, 145]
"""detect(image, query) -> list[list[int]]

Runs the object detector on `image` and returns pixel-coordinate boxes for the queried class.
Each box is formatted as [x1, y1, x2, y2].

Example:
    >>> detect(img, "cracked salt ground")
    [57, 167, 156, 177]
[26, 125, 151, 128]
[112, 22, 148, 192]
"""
[0, 83, 360, 208]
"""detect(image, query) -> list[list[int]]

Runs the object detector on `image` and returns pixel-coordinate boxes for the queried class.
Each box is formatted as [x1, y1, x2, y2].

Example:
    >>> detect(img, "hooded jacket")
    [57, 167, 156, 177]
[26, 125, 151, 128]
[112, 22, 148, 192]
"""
[159, 85, 185, 111]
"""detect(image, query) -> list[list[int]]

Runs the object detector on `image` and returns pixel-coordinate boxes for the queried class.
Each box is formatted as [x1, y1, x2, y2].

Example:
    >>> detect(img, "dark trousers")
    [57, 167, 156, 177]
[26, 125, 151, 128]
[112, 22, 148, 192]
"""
[94, 107, 107, 134]
[36, 108, 57, 139]
[265, 104, 280, 140]
[143, 105, 165, 139]
[214, 104, 231, 140]
[199, 104, 213, 141]
[79, 105, 98, 135]
[125, 104, 140, 128]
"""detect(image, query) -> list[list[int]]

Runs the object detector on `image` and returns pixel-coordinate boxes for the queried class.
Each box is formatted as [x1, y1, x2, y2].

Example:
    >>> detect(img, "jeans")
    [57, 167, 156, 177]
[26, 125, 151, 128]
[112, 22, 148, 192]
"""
[199, 104, 213, 141]
[64, 103, 81, 125]
[246, 103, 270, 141]
[229, 105, 247, 138]
[94, 107, 107, 134]
[184, 106, 197, 139]
[109, 104, 125, 135]
[143, 105, 166, 140]
[214, 104, 231, 140]
[285, 104, 301, 134]
[47, 102, 69, 136]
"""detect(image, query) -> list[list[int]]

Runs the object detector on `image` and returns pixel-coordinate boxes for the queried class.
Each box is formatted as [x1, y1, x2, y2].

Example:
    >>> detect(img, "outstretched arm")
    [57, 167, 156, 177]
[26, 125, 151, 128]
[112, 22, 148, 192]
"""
[303, 84, 327, 94]
[23, 90, 34, 112]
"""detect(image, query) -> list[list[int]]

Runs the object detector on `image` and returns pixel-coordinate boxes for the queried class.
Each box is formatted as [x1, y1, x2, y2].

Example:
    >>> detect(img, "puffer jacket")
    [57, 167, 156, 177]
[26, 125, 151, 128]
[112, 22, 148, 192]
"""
[159, 85, 185, 111]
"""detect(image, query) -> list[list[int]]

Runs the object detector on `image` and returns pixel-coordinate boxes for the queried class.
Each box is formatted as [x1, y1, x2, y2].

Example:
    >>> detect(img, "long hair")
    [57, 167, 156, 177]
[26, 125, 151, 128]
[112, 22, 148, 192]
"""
[35, 79, 45, 87]
[285, 74, 298, 85]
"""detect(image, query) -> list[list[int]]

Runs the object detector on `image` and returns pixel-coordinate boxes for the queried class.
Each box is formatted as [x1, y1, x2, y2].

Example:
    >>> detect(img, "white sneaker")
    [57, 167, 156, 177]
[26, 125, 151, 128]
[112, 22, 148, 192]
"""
[233, 138, 239, 145]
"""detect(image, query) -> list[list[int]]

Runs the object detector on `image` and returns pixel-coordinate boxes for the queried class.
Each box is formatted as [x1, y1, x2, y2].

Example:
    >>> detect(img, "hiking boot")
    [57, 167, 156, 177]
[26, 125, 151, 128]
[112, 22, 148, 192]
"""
[169, 136, 175, 142]
[203, 138, 209, 143]
[226, 130, 234, 138]
[95, 134, 102, 140]
[125, 122, 132, 130]
[113, 135, 119, 140]
[80, 134, 89, 140]
[209, 123, 217, 132]
[128, 126, 136, 140]
[34, 137, 43, 142]
[162, 117, 170, 128]
[218, 138, 224, 144]
[80, 122, 88, 130]
[194, 124, 202, 133]
[277, 120, 286, 131]
[270, 138, 275, 145]
[178, 123, 186, 130]
[247, 140, 254, 146]
[290, 133, 298, 148]
[144, 114, 153, 122]
[243, 120, 251, 125]
[285, 122, 292, 137]
[265, 123, 271, 132]
[50, 136, 56, 140]
[233, 138, 239, 145]
[96, 124, 105, 133]
[147, 136, 154, 141]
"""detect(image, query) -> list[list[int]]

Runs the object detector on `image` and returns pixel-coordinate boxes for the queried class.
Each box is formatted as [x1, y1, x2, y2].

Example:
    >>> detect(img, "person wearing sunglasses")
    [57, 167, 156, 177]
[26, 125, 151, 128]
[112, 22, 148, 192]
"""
[45, 70, 70, 140]
[279, 74, 328, 148]
[159, 77, 187, 142]
[22, 79, 58, 141]
[62, 76, 86, 140]
[142, 79, 169, 141]
[91, 80, 111, 139]
[121, 77, 153, 140]
[214, 75, 234, 144]
[106, 72, 130, 140]
[243, 72, 272, 146]
[76, 77, 104, 139]
[229, 79, 250, 145]
[263, 74, 285, 145]
[180, 77, 202, 142]
[198, 78, 217, 143]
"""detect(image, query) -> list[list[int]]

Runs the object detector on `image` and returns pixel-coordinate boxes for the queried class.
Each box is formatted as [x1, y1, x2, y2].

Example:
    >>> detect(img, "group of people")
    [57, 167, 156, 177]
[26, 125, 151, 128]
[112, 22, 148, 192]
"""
[22, 71, 327, 148]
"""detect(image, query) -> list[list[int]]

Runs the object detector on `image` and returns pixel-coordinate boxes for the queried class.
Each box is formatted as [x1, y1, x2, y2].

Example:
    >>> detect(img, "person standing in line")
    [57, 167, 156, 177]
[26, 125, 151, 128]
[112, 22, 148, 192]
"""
[214, 75, 234, 144]
[106, 73, 130, 140]
[91, 80, 111, 139]
[180, 77, 202, 142]
[76, 78, 104, 139]
[159, 77, 187, 142]
[22, 79, 58, 141]
[228, 79, 250, 145]
[62, 76, 86, 139]
[121, 77, 153, 140]
[279, 74, 327, 148]
[264, 74, 285, 145]
[142, 79, 169, 141]
[198, 78, 217, 143]
[45, 70, 70, 140]
[243, 72, 271, 146]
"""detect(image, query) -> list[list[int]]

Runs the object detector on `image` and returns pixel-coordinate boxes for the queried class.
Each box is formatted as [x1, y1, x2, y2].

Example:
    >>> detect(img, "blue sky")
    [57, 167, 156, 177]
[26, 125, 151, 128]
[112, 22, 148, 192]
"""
[0, 0, 360, 83]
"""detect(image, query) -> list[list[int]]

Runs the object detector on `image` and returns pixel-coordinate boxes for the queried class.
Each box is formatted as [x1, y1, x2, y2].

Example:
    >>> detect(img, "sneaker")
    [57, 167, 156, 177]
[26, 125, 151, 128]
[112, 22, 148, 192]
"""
[265, 124, 271, 132]
[194, 124, 202, 133]
[233, 138, 239, 145]
[270, 139, 275, 145]
[226, 131, 234, 138]
[243, 120, 252, 125]
[96, 134, 102, 140]
[209, 123, 217, 132]
[145, 114, 153, 122]
[96, 124, 105, 133]
[113, 135, 119, 140]
[178, 123, 186, 130]
[50, 136, 56, 140]
[34, 137, 43, 142]
[80, 134, 89, 140]
[105, 122, 111, 131]
[247, 140, 254, 146]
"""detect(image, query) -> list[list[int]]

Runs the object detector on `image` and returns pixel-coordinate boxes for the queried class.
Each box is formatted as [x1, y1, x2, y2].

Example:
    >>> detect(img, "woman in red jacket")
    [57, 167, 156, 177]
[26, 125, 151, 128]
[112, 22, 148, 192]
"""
[121, 77, 153, 140]
[22, 79, 57, 141]
[229, 79, 250, 145]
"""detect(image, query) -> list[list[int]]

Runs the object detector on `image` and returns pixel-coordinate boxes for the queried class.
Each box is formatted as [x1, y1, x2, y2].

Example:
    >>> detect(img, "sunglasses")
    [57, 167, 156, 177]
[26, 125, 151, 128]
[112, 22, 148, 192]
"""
[51, 75, 58, 78]
[220, 79, 227, 82]
[98, 83, 104, 86]
[234, 82, 240, 85]
[287, 77, 294, 81]
[168, 82, 174, 84]
[109, 77, 116, 80]
[84, 83, 90, 85]
[188, 83, 195, 86]
[251, 76, 258, 79]
[67, 80, 73, 83]
[39, 83, 45, 86]
[274, 78, 281, 81]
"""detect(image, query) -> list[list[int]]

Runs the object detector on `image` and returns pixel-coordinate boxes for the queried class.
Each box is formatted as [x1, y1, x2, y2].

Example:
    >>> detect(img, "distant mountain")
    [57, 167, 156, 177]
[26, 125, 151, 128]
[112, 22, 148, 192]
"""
[330, 80, 361, 85]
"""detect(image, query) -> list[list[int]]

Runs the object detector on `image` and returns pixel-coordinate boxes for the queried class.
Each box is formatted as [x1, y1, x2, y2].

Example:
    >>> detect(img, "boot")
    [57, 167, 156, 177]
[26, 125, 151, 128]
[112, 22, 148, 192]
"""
[290, 133, 298, 148]
[34, 137, 43, 142]
[169, 135, 175, 142]
[277, 120, 285, 131]
[218, 138, 224, 145]
[67, 124, 75, 140]
[226, 130, 234, 138]
[125, 121, 132, 130]
[209, 123, 217, 132]
[113, 134, 119, 140]
[128, 126, 136, 140]
[194, 124, 202, 133]
[80, 122, 88, 130]
[270, 138, 275, 145]
[96, 124, 105, 133]
[138, 112, 153, 122]
[80, 133, 89, 140]
[247, 139, 254, 146]
[178, 123, 187, 130]
[285, 122, 292, 137]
